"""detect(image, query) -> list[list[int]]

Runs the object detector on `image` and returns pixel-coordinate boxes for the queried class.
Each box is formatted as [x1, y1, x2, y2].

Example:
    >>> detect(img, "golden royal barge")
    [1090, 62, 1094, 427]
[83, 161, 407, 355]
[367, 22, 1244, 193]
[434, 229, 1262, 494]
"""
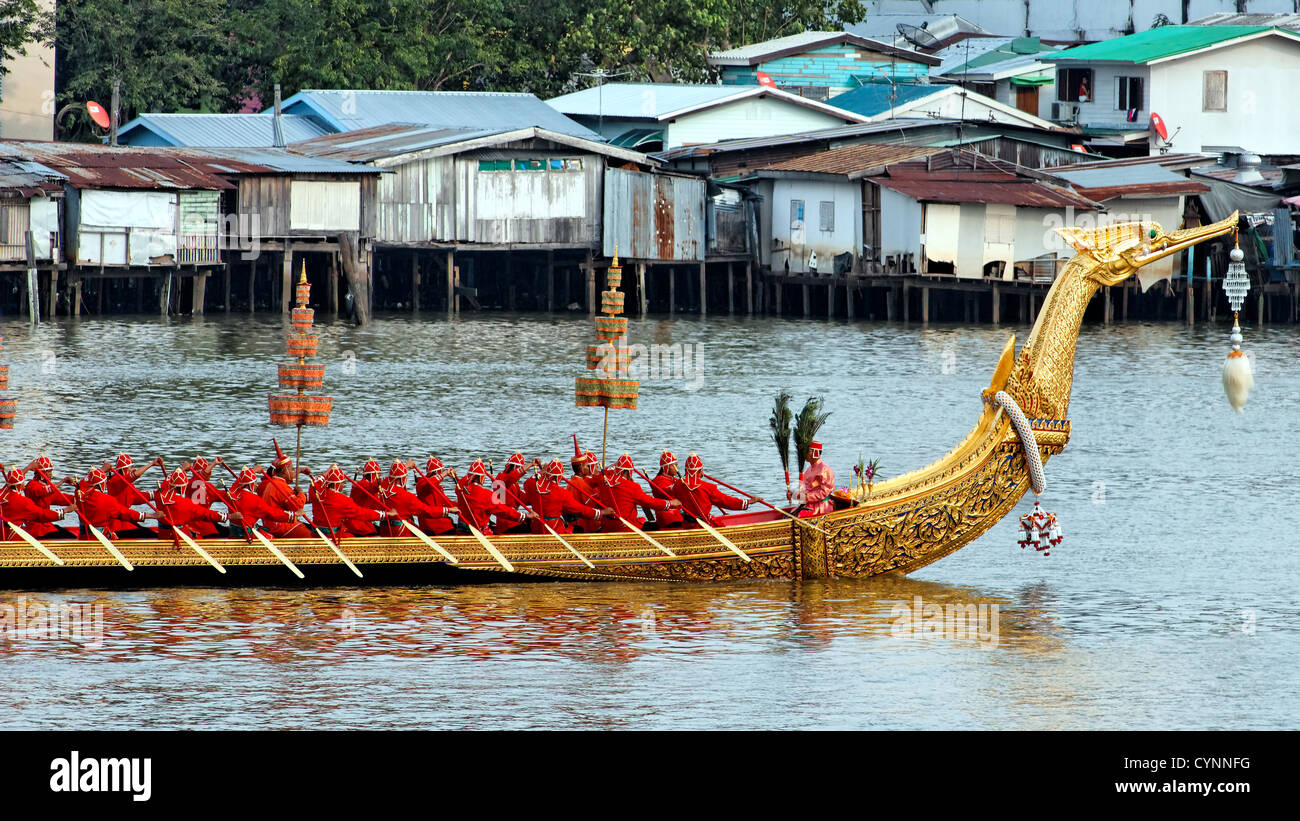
[0, 214, 1238, 587]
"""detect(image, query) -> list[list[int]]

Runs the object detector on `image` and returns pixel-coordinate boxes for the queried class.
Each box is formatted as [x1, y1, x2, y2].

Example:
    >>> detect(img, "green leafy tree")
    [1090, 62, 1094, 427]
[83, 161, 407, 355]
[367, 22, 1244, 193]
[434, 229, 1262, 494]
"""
[55, 0, 231, 138]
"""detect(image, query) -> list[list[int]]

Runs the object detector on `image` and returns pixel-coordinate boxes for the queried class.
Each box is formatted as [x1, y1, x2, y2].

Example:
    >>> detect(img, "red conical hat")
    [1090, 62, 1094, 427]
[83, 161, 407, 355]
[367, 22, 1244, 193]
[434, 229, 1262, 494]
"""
[192, 456, 211, 475]
[809, 440, 823, 453]
[5, 468, 24, 486]
[272, 438, 292, 469]
[167, 468, 189, 489]
[582, 451, 599, 468]
[389, 460, 409, 480]
[467, 460, 489, 480]
[615, 453, 634, 472]
[233, 467, 258, 488]
[115, 453, 133, 469]
[361, 459, 382, 477]
[35, 455, 53, 474]
[544, 458, 564, 477]
[505, 452, 526, 472]
[323, 464, 348, 485]
[685, 453, 703, 473]
[572, 434, 581, 458]
[659, 450, 676, 470]
[86, 468, 107, 487]
[426, 456, 444, 476]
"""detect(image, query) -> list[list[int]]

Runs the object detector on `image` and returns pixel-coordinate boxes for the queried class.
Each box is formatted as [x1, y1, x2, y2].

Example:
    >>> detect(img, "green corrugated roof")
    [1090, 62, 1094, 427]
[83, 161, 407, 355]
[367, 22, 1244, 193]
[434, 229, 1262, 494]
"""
[1045, 25, 1290, 64]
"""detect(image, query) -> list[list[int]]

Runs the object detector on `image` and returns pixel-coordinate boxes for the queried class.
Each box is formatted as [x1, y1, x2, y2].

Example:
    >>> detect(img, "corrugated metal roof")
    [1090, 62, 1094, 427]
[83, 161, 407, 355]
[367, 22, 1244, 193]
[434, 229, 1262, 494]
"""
[1045, 153, 1217, 173]
[1045, 25, 1290, 64]
[760, 143, 943, 176]
[825, 83, 945, 117]
[116, 113, 331, 147]
[655, 118, 966, 161]
[549, 83, 751, 119]
[184, 146, 385, 175]
[288, 124, 498, 161]
[1191, 12, 1300, 30]
[0, 141, 240, 189]
[1050, 164, 1210, 200]
[0, 158, 65, 197]
[277, 90, 602, 140]
[708, 31, 939, 67]
[872, 153, 1102, 209]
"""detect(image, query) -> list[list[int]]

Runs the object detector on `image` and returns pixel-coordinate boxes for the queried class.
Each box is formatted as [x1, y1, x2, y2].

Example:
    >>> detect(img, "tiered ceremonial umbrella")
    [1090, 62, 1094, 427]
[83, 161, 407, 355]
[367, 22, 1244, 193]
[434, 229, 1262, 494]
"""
[0, 336, 13, 429]
[268, 263, 332, 479]
[575, 250, 638, 466]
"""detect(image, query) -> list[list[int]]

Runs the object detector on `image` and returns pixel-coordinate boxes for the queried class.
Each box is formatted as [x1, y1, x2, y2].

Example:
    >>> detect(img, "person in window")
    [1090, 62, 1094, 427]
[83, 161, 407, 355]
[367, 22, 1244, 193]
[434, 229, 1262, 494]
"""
[1078, 76, 1089, 102]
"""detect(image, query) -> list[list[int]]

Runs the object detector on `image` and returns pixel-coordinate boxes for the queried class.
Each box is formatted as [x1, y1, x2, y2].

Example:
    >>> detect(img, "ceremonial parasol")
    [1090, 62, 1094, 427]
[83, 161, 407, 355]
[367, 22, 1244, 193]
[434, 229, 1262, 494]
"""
[268, 262, 332, 485]
[575, 249, 638, 467]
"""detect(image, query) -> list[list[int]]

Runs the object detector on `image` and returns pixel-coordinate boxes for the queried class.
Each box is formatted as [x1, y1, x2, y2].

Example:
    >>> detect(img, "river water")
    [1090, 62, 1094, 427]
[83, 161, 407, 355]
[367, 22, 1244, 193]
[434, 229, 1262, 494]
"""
[0, 311, 1296, 729]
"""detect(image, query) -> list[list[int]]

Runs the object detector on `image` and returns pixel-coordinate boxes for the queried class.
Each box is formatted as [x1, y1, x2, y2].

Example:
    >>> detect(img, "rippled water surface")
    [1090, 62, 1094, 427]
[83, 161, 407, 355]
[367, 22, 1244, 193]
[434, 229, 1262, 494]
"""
[0, 310, 1296, 729]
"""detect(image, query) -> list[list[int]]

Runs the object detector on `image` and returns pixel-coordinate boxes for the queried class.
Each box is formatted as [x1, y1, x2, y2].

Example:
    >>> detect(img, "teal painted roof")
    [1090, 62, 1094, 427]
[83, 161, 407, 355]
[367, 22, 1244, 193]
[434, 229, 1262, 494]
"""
[826, 84, 941, 117]
[1045, 25, 1291, 64]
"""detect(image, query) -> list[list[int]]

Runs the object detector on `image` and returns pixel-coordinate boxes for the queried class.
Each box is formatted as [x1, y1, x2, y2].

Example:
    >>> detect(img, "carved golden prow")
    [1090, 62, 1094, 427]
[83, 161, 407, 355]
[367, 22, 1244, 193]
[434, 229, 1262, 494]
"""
[1005, 212, 1239, 420]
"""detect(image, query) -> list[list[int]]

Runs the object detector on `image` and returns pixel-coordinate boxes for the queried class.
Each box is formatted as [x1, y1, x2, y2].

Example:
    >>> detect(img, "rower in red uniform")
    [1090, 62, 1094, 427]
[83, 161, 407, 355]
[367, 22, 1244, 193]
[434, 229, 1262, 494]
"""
[649, 450, 685, 529]
[567, 450, 604, 533]
[523, 459, 605, 534]
[672, 453, 749, 528]
[413, 457, 458, 535]
[0, 468, 72, 540]
[455, 459, 527, 536]
[24, 456, 75, 531]
[376, 460, 448, 537]
[351, 459, 383, 506]
[76, 468, 156, 539]
[107, 453, 164, 507]
[155, 468, 232, 540]
[494, 453, 535, 509]
[597, 453, 677, 532]
[309, 465, 391, 537]
[225, 467, 297, 539]
[258, 446, 312, 538]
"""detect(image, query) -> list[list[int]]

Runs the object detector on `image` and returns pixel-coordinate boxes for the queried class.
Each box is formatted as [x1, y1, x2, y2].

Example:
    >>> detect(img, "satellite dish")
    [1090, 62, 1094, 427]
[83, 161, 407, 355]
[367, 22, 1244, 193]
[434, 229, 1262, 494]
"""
[1150, 112, 1169, 141]
[756, 71, 776, 88]
[897, 23, 942, 51]
[86, 100, 110, 129]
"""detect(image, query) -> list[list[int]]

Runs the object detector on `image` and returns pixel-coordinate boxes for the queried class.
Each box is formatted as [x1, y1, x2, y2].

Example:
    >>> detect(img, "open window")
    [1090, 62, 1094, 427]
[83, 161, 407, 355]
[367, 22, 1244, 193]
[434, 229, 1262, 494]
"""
[1057, 68, 1093, 102]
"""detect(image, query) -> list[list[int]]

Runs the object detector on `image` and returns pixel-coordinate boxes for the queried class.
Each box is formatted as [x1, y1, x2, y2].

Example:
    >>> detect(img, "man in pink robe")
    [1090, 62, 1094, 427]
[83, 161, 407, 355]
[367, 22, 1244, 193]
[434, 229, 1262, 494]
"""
[796, 440, 835, 517]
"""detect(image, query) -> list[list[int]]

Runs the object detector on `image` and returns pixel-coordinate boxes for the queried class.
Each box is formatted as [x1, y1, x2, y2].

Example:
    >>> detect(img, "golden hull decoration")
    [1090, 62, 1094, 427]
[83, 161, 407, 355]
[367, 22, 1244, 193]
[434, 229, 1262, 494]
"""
[0, 215, 1237, 586]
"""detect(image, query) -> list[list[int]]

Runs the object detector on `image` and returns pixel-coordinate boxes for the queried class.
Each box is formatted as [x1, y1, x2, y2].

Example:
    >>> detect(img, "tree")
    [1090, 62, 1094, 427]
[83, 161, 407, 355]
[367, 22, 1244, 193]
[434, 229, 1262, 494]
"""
[55, 0, 231, 138]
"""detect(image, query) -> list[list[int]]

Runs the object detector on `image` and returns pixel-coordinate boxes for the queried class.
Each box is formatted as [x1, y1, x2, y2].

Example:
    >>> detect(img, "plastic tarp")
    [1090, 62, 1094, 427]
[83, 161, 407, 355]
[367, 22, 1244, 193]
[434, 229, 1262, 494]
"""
[77, 190, 178, 265]
[1192, 174, 1281, 223]
[29, 197, 58, 259]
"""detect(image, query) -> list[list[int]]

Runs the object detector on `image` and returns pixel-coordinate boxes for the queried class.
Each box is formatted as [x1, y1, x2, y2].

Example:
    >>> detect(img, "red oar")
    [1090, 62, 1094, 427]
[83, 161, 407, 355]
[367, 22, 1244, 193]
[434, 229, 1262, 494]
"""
[703, 472, 830, 534]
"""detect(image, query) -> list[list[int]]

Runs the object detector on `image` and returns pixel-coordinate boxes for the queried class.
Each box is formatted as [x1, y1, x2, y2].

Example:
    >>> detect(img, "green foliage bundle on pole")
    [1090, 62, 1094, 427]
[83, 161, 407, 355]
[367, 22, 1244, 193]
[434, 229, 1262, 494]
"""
[793, 395, 829, 476]
[769, 390, 792, 492]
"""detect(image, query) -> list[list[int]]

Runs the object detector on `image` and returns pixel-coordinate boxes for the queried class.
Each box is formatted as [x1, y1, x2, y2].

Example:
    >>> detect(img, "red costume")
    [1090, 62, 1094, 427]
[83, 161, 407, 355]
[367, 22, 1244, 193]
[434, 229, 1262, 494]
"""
[523, 460, 598, 535]
[226, 469, 296, 537]
[597, 454, 670, 532]
[377, 475, 444, 537]
[650, 451, 685, 528]
[259, 471, 310, 538]
[310, 466, 385, 536]
[1, 470, 64, 539]
[77, 469, 151, 537]
[672, 453, 748, 527]
[455, 461, 524, 535]
[565, 451, 604, 533]
[413, 458, 458, 535]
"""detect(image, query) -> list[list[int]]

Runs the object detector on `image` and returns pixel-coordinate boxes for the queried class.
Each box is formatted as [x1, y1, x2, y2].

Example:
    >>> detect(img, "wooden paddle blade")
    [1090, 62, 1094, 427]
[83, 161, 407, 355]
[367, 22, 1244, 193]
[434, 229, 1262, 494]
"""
[621, 517, 676, 557]
[466, 523, 514, 572]
[399, 519, 459, 564]
[175, 528, 226, 574]
[309, 524, 363, 578]
[542, 522, 594, 568]
[7, 522, 66, 567]
[85, 523, 133, 571]
[251, 528, 304, 579]
[698, 519, 751, 562]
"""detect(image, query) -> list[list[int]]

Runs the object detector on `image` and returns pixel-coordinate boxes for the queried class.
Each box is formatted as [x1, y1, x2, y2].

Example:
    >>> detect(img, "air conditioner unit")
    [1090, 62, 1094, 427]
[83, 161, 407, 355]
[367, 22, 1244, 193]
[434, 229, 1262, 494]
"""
[1051, 102, 1079, 122]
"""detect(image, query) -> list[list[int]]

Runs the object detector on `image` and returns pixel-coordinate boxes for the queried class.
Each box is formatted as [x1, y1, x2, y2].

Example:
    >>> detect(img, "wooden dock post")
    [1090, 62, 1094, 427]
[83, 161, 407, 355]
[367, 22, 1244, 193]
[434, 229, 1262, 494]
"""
[827, 278, 836, 318]
[745, 262, 753, 316]
[586, 253, 596, 316]
[637, 263, 647, 316]
[921, 285, 929, 324]
[546, 250, 555, 312]
[247, 261, 256, 314]
[991, 283, 1000, 323]
[726, 263, 735, 314]
[446, 249, 456, 316]
[411, 254, 420, 313]
[775, 277, 783, 315]
[223, 260, 232, 312]
[46, 267, 59, 318]
[698, 261, 707, 316]
[72, 278, 82, 316]
[847, 280, 855, 320]
[280, 250, 293, 314]
[802, 283, 810, 317]
[1185, 279, 1193, 326]
[192, 272, 207, 315]
[668, 267, 676, 316]
[1103, 286, 1110, 326]
[1122, 279, 1129, 321]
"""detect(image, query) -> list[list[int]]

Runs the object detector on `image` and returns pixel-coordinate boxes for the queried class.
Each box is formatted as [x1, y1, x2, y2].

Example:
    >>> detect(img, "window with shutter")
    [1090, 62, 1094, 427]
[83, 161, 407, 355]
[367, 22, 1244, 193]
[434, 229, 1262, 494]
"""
[1203, 71, 1227, 112]
[819, 201, 835, 232]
